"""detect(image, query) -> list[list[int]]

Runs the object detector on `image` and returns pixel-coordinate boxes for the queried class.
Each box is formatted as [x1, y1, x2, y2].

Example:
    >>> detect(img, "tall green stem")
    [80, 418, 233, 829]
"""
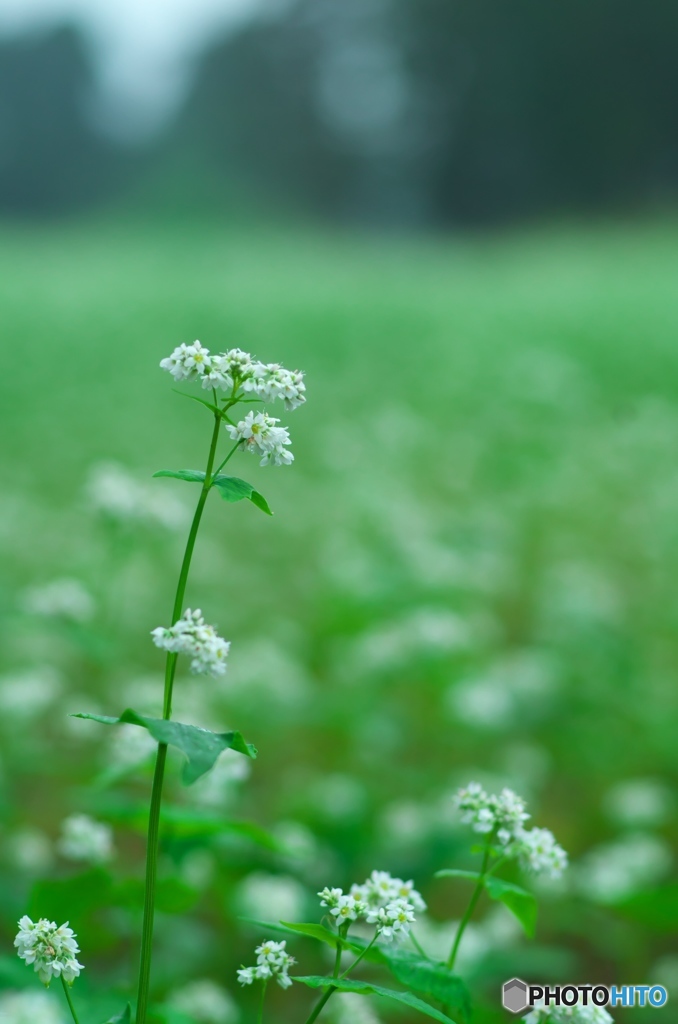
[135, 412, 222, 1024]
[257, 980, 268, 1024]
[302, 927, 365, 1024]
[60, 977, 81, 1024]
[446, 842, 492, 971]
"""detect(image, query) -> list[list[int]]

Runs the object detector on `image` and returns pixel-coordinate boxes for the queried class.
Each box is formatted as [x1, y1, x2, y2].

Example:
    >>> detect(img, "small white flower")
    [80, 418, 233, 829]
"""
[367, 899, 416, 943]
[247, 363, 306, 410]
[331, 894, 367, 923]
[454, 782, 529, 844]
[160, 341, 211, 381]
[318, 887, 345, 909]
[238, 939, 295, 990]
[14, 916, 84, 987]
[57, 814, 114, 865]
[512, 827, 568, 879]
[151, 608, 231, 677]
[227, 411, 293, 467]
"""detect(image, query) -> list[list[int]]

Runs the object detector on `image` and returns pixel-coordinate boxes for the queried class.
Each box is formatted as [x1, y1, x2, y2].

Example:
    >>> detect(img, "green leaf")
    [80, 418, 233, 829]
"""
[71, 708, 256, 784]
[103, 1004, 131, 1023]
[280, 921, 346, 948]
[377, 949, 471, 1017]
[153, 469, 206, 483]
[484, 877, 537, 937]
[172, 389, 223, 416]
[212, 475, 273, 515]
[435, 870, 483, 883]
[240, 920, 370, 957]
[294, 977, 459, 1023]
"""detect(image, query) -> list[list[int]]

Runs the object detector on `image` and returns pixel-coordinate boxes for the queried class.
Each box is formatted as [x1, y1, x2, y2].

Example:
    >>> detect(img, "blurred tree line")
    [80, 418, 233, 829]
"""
[1, 0, 678, 225]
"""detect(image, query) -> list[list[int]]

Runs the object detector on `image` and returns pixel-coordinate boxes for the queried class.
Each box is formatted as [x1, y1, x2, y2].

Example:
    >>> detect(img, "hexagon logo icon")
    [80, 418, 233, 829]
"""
[503, 978, 529, 1013]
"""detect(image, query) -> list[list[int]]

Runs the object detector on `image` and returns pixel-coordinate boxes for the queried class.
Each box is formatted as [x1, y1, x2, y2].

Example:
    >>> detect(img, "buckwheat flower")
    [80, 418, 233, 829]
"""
[238, 940, 295, 990]
[454, 782, 529, 845]
[226, 411, 293, 467]
[367, 899, 416, 943]
[318, 887, 344, 909]
[391, 878, 427, 913]
[201, 348, 257, 392]
[513, 828, 568, 879]
[151, 608, 231, 677]
[14, 916, 84, 986]
[250, 363, 306, 410]
[331, 894, 368, 923]
[57, 814, 114, 865]
[160, 341, 211, 381]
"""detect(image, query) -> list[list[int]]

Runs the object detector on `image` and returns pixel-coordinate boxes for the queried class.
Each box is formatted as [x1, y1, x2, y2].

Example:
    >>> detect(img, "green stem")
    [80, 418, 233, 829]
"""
[257, 980, 268, 1024]
[60, 977, 80, 1024]
[410, 930, 431, 960]
[339, 933, 376, 980]
[212, 440, 241, 480]
[446, 842, 492, 971]
[135, 411, 223, 1024]
[302, 928, 349, 1024]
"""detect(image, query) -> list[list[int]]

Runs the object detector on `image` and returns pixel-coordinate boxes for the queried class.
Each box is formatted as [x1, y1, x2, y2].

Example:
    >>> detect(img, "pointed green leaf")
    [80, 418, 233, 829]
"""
[435, 870, 483, 883]
[71, 708, 256, 784]
[212, 475, 273, 515]
[280, 921, 345, 948]
[103, 1003, 131, 1023]
[376, 949, 471, 1017]
[153, 469, 206, 483]
[484, 877, 537, 937]
[293, 977, 459, 1023]
[172, 389, 223, 416]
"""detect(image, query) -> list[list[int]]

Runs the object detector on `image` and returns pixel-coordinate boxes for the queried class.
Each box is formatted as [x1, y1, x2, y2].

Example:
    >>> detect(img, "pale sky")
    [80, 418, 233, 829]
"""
[0, 0, 264, 136]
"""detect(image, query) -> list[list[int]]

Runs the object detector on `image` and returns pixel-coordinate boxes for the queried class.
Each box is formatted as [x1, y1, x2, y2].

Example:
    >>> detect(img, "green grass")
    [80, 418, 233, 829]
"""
[1, 216, 678, 1022]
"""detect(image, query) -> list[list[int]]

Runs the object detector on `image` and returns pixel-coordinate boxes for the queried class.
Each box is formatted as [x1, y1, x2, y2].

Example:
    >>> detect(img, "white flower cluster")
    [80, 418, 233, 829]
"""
[160, 343, 306, 410]
[227, 411, 293, 467]
[57, 814, 114, 865]
[524, 1003, 614, 1023]
[151, 608, 231, 677]
[237, 940, 295, 990]
[319, 870, 426, 944]
[14, 916, 84, 986]
[455, 782, 568, 879]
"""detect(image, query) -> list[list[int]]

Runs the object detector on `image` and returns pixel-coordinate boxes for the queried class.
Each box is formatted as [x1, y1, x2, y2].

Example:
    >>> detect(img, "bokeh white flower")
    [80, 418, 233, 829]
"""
[0, 989, 66, 1024]
[524, 1003, 614, 1023]
[151, 607, 231, 677]
[21, 578, 95, 622]
[168, 979, 239, 1024]
[14, 916, 84, 986]
[454, 782, 568, 878]
[57, 814, 114, 865]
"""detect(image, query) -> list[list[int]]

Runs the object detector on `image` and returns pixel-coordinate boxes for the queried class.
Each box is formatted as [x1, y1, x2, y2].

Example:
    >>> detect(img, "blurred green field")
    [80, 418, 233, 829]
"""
[1, 218, 678, 1023]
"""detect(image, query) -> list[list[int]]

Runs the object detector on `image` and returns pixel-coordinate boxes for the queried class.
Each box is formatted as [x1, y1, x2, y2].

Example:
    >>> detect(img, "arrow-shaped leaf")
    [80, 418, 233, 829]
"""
[376, 949, 471, 1017]
[294, 977, 459, 1023]
[484, 876, 537, 937]
[153, 469, 206, 483]
[103, 1005, 131, 1024]
[72, 708, 256, 784]
[212, 475, 272, 515]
